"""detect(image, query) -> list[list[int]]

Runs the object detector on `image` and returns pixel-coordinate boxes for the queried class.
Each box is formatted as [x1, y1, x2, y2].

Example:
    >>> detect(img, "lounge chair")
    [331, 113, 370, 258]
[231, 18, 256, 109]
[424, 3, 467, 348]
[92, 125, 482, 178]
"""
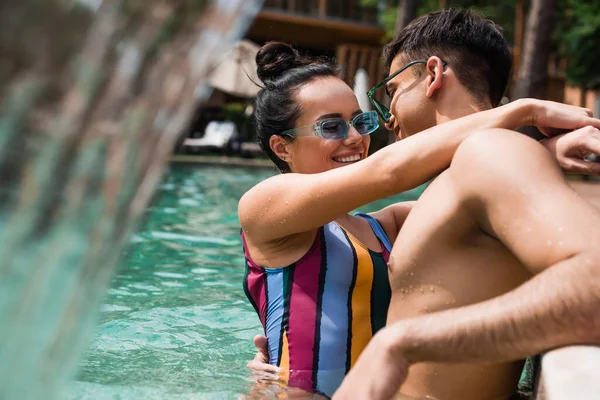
[183, 121, 237, 153]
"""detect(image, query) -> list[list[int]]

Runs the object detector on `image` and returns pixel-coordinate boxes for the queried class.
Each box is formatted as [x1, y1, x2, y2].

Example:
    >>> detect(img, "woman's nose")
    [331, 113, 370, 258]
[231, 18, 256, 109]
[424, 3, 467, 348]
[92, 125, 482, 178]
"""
[343, 126, 362, 145]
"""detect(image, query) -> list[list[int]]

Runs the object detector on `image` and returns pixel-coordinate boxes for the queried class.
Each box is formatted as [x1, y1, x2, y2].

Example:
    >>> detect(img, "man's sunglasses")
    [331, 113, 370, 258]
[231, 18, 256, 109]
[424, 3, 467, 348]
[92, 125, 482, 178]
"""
[367, 59, 447, 123]
[280, 111, 379, 140]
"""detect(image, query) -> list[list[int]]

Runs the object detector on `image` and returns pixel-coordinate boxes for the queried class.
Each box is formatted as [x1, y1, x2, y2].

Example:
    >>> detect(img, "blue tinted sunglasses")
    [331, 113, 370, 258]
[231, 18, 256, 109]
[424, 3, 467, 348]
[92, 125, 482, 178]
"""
[281, 111, 379, 140]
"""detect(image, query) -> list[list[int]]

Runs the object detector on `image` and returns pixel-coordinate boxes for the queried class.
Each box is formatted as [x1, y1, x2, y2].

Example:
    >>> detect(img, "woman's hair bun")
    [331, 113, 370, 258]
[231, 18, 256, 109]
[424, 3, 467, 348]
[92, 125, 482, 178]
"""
[256, 42, 307, 84]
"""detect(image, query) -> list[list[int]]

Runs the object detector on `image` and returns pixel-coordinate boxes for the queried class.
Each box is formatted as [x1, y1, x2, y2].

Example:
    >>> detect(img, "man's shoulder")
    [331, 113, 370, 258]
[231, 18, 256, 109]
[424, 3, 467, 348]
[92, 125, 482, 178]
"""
[448, 128, 562, 200]
[453, 129, 543, 165]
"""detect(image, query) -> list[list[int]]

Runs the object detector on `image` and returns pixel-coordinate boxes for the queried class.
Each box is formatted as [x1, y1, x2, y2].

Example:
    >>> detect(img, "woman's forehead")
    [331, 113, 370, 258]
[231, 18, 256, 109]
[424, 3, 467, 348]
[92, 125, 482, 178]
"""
[297, 77, 360, 117]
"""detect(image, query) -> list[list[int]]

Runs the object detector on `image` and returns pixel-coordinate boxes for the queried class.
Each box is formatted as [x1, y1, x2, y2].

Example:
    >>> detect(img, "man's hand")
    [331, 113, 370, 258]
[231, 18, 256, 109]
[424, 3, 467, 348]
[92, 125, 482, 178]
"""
[540, 126, 600, 175]
[526, 99, 600, 136]
[246, 335, 280, 382]
[333, 330, 410, 400]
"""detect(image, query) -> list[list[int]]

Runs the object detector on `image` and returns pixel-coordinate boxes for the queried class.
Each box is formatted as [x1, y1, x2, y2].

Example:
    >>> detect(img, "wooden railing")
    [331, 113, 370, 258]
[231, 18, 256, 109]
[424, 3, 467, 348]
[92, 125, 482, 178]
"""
[262, 0, 380, 26]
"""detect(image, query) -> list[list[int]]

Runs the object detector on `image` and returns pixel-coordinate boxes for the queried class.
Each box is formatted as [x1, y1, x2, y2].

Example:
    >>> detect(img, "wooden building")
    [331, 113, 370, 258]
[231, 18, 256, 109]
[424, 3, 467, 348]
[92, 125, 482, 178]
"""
[245, 0, 387, 98]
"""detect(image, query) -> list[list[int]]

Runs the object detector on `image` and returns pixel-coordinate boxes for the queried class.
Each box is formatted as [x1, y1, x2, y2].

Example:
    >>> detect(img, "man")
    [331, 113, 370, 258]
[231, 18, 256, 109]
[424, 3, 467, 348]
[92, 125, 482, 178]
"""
[332, 9, 600, 400]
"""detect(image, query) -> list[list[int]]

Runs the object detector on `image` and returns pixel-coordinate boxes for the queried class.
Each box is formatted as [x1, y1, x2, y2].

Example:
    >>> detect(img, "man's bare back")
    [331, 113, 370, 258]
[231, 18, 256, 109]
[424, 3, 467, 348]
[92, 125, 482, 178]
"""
[386, 130, 600, 400]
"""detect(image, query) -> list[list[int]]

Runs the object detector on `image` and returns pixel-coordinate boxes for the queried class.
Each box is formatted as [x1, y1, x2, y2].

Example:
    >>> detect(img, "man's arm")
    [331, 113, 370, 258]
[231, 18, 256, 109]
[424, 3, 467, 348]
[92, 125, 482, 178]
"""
[368, 201, 415, 245]
[397, 128, 600, 360]
[333, 128, 600, 400]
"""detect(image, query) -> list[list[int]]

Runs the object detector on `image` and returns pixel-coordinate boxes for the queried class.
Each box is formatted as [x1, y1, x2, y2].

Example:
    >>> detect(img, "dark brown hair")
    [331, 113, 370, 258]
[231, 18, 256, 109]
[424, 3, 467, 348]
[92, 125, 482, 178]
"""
[383, 9, 512, 107]
[253, 42, 341, 172]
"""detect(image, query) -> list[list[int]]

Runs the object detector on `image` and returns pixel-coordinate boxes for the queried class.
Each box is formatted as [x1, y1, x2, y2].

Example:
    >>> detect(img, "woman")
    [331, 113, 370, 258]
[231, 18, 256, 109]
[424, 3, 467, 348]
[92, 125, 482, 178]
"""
[239, 42, 595, 398]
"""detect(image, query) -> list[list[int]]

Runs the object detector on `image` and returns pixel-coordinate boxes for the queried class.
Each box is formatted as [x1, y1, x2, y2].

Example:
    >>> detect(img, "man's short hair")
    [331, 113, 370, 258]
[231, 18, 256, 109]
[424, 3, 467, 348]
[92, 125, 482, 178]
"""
[383, 9, 512, 107]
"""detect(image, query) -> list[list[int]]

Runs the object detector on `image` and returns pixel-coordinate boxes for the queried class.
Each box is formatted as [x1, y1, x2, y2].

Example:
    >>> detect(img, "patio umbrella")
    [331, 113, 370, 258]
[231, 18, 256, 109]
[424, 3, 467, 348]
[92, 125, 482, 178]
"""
[208, 39, 262, 98]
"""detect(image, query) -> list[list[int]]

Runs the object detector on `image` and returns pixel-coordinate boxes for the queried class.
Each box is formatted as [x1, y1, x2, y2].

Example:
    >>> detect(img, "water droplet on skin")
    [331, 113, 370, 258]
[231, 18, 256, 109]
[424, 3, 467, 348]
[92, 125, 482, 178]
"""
[437, 280, 441, 284]
[420, 288, 424, 294]
[547, 240, 552, 246]
[285, 200, 289, 205]
[430, 286, 435, 293]
[409, 272, 414, 276]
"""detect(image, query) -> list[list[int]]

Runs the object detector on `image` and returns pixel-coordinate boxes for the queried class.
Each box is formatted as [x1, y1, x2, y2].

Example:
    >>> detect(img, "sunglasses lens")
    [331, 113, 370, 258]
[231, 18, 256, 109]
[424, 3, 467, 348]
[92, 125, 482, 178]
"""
[320, 119, 347, 139]
[353, 111, 379, 135]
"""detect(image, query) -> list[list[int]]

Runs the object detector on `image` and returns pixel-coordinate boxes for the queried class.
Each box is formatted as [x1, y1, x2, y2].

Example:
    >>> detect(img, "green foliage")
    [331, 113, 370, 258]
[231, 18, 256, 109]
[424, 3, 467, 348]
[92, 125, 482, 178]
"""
[375, 0, 516, 44]
[369, 0, 600, 87]
[443, 0, 516, 44]
[380, 6, 399, 39]
[360, 0, 379, 6]
[555, 0, 600, 87]
[223, 103, 254, 141]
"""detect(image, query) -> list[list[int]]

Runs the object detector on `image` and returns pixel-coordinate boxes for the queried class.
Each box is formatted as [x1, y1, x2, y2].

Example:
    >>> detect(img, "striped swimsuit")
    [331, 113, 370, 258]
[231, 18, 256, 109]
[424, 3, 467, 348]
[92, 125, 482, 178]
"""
[242, 214, 392, 398]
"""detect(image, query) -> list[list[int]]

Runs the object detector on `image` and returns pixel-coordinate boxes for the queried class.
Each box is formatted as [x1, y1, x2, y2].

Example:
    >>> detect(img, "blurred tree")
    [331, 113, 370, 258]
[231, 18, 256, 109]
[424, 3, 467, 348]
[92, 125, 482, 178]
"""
[555, 0, 600, 88]
[422, 0, 516, 43]
[368, 0, 599, 95]
[396, 0, 422, 33]
[512, 0, 556, 100]
[374, 0, 517, 43]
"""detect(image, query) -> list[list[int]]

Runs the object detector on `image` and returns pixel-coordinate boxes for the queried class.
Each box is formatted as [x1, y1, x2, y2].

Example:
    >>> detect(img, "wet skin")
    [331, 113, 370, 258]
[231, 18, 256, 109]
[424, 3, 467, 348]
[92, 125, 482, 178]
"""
[387, 167, 530, 400]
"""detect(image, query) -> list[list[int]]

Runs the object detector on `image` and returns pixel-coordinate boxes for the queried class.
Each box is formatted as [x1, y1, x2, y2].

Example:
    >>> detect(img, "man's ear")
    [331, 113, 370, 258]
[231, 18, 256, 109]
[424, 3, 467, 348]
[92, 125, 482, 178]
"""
[270, 135, 292, 164]
[425, 56, 445, 98]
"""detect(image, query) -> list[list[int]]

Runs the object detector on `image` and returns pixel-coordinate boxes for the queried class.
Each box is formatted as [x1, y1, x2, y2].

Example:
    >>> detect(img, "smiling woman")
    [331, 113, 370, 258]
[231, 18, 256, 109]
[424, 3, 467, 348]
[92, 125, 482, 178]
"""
[237, 41, 584, 397]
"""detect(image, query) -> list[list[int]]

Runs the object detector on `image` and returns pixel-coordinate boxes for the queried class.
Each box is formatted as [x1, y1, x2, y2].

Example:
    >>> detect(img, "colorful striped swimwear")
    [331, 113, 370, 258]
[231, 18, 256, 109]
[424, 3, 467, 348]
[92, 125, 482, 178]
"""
[242, 214, 392, 398]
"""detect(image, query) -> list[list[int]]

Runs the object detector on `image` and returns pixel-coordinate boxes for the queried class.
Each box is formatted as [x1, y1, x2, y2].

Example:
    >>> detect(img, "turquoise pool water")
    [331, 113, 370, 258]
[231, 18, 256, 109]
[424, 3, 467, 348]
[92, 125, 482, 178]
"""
[69, 165, 424, 399]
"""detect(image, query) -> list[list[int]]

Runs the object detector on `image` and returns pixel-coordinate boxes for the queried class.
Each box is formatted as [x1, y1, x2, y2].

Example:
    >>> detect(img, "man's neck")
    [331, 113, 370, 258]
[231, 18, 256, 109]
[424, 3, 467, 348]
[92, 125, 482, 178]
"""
[436, 101, 485, 125]
[435, 91, 492, 124]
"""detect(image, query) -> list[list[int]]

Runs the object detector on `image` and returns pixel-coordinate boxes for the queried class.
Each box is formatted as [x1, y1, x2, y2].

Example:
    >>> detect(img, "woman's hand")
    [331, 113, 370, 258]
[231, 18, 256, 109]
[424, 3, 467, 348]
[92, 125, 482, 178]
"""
[540, 126, 600, 175]
[511, 99, 600, 175]
[523, 99, 600, 136]
[246, 335, 280, 382]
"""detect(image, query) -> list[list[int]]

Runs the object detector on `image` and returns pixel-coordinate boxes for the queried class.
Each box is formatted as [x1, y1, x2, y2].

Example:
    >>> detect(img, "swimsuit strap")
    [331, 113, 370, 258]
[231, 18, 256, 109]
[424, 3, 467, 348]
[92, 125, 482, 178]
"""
[354, 213, 393, 253]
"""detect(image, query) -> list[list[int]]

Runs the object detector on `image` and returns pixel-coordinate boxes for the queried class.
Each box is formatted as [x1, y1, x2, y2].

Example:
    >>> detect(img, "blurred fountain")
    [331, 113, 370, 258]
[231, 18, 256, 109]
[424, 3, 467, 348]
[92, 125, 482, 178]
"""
[0, 0, 262, 398]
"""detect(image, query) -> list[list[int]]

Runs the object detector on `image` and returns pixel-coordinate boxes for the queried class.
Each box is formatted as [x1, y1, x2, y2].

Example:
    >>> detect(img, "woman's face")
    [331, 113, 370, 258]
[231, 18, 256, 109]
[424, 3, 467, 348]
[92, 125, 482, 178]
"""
[279, 76, 371, 174]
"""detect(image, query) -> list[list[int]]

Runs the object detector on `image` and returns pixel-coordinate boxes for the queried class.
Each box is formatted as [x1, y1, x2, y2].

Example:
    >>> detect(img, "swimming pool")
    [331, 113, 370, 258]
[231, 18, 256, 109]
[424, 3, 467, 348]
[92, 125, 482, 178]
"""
[69, 164, 425, 399]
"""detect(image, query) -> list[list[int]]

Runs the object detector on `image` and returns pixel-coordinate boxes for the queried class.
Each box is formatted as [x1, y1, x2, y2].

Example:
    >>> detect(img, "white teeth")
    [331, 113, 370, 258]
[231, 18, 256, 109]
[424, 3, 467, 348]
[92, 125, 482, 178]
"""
[334, 154, 361, 163]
